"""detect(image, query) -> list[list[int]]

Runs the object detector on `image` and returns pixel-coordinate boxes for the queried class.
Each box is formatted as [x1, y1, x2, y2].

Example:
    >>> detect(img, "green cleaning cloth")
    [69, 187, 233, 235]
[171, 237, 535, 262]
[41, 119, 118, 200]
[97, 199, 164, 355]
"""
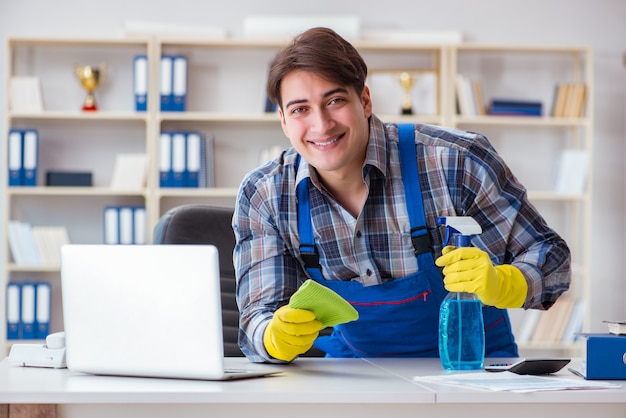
[289, 280, 359, 328]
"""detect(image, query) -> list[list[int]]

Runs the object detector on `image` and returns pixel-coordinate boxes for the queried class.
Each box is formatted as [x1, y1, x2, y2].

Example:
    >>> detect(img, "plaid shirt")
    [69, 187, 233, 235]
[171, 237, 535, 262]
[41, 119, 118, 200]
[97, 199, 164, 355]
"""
[233, 115, 571, 362]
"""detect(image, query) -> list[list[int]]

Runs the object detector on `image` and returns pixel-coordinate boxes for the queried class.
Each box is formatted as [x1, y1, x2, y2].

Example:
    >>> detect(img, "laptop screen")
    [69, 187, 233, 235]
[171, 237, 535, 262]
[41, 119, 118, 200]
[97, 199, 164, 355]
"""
[60, 244, 228, 379]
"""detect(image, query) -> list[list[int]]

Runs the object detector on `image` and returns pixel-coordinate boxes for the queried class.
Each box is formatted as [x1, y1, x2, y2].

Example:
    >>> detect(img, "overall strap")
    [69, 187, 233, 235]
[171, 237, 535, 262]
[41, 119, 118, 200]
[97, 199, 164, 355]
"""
[296, 156, 325, 280]
[397, 124, 432, 255]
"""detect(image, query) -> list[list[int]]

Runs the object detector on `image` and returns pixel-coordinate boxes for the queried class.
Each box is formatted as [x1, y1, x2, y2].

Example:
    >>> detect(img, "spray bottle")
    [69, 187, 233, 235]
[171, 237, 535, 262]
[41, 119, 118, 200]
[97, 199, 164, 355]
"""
[437, 216, 485, 370]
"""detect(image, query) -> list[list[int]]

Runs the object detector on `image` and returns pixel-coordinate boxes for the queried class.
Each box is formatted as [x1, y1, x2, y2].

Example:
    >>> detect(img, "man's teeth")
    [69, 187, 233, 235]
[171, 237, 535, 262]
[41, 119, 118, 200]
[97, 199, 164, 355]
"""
[314, 137, 339, 146]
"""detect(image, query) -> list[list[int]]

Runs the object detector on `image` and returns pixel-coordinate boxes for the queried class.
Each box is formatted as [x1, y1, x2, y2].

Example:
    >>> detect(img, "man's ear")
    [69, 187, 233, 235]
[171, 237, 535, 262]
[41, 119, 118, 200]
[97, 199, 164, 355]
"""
[361, 85, 373, 118]
[279, 108, 288, 136]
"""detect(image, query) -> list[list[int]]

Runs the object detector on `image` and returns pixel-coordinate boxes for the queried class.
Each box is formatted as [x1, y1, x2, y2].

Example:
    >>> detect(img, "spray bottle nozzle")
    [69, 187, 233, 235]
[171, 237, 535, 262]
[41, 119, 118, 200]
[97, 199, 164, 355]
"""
[437, 216, 482, 248]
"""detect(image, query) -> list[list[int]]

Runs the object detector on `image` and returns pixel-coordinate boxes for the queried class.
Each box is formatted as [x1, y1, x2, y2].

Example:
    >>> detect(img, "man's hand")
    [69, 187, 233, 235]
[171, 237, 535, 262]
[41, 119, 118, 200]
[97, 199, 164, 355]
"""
[263, 305, 322, 361]
[435, 246, 528, 309]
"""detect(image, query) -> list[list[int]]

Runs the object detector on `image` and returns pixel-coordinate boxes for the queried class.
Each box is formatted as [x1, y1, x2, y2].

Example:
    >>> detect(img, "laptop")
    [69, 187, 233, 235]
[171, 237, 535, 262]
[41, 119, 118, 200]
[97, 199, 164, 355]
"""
[60, 244, 279, 380]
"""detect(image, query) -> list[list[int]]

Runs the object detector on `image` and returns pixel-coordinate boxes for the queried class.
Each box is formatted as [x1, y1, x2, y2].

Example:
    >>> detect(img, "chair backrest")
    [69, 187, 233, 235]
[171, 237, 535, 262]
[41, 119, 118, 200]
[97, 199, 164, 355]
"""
[152, 204, 242, 356]
[153, 204, 328, 358]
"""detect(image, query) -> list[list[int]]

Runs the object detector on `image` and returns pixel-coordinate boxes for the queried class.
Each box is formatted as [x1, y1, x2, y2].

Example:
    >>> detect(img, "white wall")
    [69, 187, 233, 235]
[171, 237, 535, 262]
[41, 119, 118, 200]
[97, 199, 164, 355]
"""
[1, 0, 625, 327]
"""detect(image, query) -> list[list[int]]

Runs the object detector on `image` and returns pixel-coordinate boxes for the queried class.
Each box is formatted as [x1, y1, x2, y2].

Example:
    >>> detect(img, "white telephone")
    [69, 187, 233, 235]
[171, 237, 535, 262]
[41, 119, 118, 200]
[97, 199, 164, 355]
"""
[8, 331, 67, 368]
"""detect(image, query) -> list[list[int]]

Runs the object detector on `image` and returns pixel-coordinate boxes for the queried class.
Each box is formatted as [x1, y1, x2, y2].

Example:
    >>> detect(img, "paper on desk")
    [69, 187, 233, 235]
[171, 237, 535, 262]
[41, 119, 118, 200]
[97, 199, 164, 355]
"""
[413, 371, 621, 393]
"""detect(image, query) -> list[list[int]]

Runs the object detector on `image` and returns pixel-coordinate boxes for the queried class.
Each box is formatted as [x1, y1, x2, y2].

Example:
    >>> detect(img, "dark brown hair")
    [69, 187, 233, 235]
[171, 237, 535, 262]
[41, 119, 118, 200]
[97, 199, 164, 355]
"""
[266, 27, 368, 109]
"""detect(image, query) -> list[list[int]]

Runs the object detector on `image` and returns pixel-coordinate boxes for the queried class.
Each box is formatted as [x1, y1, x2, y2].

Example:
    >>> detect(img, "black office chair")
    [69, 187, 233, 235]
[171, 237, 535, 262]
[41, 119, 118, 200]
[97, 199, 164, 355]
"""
[153, 204, 242, 356]
[152, 204, 327, 358]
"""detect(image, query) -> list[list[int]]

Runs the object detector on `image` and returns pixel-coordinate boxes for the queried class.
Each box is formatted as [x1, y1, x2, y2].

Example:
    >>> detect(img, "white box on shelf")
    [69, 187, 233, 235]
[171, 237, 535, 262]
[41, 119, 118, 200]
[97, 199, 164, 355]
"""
[243, 15, 360, 40]
[9, 76, 44, 112]
[553, 149, 588, 194]
[110, 154, 148, 191]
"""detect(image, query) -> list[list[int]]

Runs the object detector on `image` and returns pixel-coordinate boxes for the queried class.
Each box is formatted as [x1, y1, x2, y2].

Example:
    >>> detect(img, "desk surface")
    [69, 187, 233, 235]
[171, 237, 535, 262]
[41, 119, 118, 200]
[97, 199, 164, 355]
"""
[0, 357, 430, 405]
[1, 357, 625, 418]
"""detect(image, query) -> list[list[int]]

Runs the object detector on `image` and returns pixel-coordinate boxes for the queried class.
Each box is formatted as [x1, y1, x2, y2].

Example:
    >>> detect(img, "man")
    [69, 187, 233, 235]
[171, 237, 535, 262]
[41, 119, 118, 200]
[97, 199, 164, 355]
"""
[233, 27, 571, 363]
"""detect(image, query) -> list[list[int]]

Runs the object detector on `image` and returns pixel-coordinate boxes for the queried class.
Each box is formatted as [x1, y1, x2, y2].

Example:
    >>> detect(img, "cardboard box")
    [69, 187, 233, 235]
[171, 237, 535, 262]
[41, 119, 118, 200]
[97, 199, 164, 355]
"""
[579, 333, 626, 380]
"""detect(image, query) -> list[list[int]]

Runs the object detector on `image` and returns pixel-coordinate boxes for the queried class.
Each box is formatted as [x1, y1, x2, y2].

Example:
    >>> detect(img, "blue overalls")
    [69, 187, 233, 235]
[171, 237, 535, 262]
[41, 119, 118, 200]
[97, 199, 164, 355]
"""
[296, 124, 518, 358]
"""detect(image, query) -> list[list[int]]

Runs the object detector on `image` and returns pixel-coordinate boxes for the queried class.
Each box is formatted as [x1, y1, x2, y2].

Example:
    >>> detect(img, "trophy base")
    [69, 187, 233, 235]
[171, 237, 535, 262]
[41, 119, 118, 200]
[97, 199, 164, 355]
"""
[401, 107, 413, 115]
[81, 92, 98, 112]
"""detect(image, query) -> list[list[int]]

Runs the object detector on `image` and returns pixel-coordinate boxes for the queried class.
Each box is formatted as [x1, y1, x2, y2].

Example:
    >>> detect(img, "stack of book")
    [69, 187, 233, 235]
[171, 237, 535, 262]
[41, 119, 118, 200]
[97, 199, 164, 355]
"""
[7, 221, 70, 267]
[488, 99, 542, 116]
[159, 131, 214, 188]
[133, 55, 188, 112]
[103, 206, 146, 245]
[603, 320, 626, 336]
[455, 74, 486, 116]
[551, 82, 587, 118]
[6, 281, 51, 340]
[7, 129, 38, 186]
[515, 295, 585, 345]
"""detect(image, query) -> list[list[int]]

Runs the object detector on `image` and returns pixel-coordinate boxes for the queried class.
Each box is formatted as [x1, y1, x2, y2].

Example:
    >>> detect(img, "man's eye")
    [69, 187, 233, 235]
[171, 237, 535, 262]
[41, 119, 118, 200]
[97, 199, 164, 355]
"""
[291, 107, 306, 114]
[329, 97, 346, 105]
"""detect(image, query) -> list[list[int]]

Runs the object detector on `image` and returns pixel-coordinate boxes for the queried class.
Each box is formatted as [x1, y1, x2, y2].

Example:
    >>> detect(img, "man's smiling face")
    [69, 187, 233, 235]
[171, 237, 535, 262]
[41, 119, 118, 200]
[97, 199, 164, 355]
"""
[279, 70, 372, 181]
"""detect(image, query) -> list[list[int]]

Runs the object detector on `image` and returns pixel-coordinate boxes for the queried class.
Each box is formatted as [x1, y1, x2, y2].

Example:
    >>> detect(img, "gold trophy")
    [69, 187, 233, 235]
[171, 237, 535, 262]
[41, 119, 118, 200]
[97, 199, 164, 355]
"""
[74, 64, 106, 111]
[399, 71, 415, 115]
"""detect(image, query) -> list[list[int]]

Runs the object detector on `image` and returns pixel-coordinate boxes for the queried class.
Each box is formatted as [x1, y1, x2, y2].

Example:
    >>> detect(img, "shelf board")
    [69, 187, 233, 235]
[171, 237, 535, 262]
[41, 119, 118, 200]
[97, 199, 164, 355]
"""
[7, 264, 60, 273]
[376, 114, 445, 125]
[527, 190, 587, 201]
[158, 112, 280, 123]
[454, 115, 590, 127]
[8, 37, 150, 47]
[7, 187, 148, 197]
[8, 111, 148, 122]
[159, 37, 288, 49]
[8, 36, 447, 55]
[157, 187, 239, 198]
[517, 341, 584, 351]
[158, 37, 447, 52]
[454, 43, 590, 54]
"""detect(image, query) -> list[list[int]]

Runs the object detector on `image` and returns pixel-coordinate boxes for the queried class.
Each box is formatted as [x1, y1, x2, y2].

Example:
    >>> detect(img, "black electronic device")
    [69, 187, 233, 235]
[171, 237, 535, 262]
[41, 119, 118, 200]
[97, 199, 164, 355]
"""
[485, 358, 571, 375]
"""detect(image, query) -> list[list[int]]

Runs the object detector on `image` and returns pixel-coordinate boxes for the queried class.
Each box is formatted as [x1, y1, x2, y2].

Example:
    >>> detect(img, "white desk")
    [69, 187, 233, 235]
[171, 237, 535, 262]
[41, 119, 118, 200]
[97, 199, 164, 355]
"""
[0, 357, 624, 418]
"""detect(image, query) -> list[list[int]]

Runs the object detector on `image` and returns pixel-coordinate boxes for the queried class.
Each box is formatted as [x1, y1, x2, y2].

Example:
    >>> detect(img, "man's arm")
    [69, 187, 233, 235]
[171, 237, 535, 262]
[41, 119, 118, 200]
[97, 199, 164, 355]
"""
[233, 174, 308, 362]
[464, 134, 572, 310]
[425, 129, 572, 310]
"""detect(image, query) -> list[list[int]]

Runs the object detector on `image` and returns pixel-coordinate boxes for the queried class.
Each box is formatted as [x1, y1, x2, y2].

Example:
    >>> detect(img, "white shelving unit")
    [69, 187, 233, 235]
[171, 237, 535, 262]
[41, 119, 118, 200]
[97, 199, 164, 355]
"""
[2, 36, 591, 357]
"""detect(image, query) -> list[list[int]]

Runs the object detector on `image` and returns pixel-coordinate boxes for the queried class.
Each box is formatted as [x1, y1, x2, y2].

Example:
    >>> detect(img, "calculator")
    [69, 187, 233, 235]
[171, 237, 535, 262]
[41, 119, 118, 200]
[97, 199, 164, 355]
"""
[484, 358, 571, 375]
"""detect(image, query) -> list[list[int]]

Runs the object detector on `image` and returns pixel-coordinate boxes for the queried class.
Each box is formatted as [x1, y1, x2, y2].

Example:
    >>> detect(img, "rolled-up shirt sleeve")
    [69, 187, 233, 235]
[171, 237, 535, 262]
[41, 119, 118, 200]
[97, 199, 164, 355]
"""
[233, 161, 305, 363]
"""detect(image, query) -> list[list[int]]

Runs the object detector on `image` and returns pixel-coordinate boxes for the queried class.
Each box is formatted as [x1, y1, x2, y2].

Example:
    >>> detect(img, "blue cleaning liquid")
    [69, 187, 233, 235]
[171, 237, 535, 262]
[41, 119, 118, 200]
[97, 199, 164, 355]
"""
[439, 292, 485, 370]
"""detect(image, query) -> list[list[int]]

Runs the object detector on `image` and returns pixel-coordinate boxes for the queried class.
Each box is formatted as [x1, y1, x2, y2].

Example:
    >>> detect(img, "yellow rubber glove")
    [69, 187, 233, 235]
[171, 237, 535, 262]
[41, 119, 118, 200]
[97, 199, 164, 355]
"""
[263, 305, 322, 361]
[435, 246, 528, 309]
